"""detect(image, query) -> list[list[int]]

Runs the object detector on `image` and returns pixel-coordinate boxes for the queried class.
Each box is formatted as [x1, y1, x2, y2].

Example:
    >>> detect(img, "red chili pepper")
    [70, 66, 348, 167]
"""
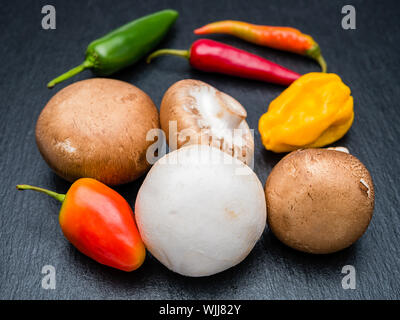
[194, 21, 327, 72]
[16, 178, 145, 272]
[146, 39, 300, 86]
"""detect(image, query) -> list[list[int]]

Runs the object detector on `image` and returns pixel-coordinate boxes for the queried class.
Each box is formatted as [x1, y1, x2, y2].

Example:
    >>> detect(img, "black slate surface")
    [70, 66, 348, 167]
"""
[1, 0, 399, 300]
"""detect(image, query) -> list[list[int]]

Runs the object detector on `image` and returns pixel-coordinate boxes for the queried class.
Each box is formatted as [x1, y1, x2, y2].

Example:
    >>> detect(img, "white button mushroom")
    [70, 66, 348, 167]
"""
[160, 79, 254, 166]
[135, 145, 266, 277]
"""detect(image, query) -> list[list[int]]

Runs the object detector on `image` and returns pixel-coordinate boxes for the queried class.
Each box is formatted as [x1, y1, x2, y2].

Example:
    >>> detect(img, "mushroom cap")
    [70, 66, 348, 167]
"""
[36, 78, 160, 186]
[265, 148, 374, 254]
[135, 144, 266, 277]
[160, 79, 254, 166]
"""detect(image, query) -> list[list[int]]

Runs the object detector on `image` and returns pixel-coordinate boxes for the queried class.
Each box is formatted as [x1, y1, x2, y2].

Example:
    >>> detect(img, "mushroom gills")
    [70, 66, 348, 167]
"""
[187, 85, 249, 151]
[161, 79, 254, 165]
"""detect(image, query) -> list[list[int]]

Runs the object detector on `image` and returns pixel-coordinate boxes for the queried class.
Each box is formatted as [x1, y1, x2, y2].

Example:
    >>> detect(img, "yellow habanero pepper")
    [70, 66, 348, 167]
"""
[258, 72, 354, 153]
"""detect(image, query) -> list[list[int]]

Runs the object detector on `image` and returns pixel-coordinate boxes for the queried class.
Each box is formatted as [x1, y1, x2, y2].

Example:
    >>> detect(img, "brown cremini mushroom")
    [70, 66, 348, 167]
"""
[265, 148, 374, 254]
[160, 79, 254, 165]
[36, 78, 160, 186]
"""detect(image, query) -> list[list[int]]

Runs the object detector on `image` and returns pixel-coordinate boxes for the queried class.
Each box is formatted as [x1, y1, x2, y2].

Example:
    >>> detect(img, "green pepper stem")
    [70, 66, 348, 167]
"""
[47, 59, 94, 88]
[315, 54, 327, 73]
[16, 185, 65, 203]
[146, 49, 190, 63]
[306, 44, 327, 73]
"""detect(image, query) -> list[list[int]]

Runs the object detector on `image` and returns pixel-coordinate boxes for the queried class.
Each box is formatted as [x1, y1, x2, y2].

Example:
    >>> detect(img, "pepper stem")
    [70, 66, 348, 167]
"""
[306, 44, 327, 73]
[315, 54, 327, 73]
[146, 49, 190, 63]
[47, 59, 94, 88]
[16, 185, 65, 203]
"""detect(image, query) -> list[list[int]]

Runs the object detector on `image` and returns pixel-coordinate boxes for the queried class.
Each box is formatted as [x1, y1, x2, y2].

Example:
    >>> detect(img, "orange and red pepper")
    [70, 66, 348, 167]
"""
[17, 178, 145, 272]
[195, 20, 327, 72]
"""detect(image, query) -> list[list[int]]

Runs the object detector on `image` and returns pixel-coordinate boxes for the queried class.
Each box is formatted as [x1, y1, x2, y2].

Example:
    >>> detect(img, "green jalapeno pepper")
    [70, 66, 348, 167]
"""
[47, 9, 178, 88]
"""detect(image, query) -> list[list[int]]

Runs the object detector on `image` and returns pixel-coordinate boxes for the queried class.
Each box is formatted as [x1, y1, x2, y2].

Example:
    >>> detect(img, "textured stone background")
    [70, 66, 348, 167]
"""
[1, 0, 399, 299]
